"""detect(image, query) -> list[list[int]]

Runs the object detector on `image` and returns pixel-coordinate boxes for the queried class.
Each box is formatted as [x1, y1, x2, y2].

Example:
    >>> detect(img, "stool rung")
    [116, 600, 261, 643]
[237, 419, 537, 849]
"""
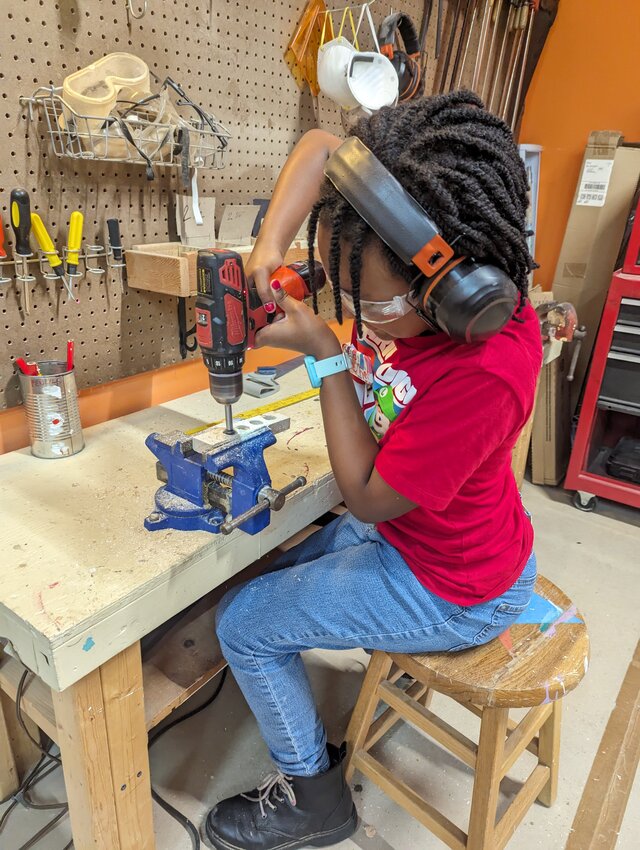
[378, 681, 478, 769]
[501, 703, 552, 777]
[495, 764, 550, 849]
[353, 750, 467, 850]
[452, 698, 484, 719]
[366, 681, 429, 750]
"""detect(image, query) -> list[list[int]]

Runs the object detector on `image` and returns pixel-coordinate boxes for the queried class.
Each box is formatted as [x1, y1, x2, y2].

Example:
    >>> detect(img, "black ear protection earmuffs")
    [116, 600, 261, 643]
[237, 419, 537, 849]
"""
[324, 137, 519, 343]
[377, 13, 424, 102]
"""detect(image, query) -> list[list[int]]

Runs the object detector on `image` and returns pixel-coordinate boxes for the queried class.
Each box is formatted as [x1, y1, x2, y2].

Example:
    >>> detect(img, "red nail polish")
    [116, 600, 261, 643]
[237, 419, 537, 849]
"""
[264, 302, 276, 313]
[271, 279, 282, 291]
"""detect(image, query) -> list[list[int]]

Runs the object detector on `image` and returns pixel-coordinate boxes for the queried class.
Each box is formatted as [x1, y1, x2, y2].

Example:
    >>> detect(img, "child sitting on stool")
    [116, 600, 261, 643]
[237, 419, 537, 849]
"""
[203, 90, 542, 850]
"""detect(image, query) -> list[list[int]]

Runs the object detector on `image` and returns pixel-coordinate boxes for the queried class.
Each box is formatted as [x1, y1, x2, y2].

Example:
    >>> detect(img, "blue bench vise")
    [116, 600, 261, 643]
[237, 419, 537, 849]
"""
[144, 413, 306, 535]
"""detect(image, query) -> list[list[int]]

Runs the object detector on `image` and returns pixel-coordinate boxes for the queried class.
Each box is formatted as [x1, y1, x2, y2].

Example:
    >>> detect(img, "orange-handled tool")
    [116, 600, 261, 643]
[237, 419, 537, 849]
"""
[0, 217, 7, 259]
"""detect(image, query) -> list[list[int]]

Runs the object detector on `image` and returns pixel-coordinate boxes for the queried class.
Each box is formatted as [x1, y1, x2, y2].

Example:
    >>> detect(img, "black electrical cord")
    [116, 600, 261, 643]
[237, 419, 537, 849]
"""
[2, 666, 228, 850]
[15, 670, 61, 764]
[148, 667, 228, 850]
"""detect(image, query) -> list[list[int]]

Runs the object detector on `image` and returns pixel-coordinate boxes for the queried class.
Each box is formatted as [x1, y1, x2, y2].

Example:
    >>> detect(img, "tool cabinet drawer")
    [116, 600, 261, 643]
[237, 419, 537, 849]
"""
[611, 324, 640, 356]
[617, 297, 640, 328]
[598, 352, 640, 415]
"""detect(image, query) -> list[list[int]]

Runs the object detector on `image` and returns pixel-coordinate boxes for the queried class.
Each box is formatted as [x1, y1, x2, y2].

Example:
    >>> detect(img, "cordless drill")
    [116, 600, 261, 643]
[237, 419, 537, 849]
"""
[195, 249, 326, 432]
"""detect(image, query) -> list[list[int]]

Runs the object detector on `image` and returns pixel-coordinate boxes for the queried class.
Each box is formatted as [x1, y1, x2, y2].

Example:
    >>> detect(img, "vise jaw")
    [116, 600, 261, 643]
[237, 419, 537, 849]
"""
[144, 413, 305, 535]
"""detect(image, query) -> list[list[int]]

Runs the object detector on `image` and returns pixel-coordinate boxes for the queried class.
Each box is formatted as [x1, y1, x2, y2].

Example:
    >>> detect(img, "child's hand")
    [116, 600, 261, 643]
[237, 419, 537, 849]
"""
[255, 280, 342, 359]
[245, 241, 284, 304]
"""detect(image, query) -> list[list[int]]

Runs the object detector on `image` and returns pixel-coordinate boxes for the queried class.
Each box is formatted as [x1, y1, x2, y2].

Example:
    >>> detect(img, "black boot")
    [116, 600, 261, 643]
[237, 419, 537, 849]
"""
[203, 743, 358, 850]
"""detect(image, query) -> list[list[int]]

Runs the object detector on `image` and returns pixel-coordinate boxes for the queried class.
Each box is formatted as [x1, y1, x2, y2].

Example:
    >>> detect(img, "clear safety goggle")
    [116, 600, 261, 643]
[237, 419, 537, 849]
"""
[339, 288, 415, 324]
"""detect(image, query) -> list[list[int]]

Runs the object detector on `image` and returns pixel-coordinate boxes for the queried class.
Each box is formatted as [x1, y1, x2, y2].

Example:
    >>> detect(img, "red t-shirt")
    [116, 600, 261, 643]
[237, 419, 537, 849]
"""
[349, 304, 542, 605]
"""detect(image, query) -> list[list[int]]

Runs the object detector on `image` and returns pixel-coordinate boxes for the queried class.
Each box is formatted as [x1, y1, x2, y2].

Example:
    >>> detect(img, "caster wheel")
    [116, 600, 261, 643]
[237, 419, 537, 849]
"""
[573, 492, 597, 512]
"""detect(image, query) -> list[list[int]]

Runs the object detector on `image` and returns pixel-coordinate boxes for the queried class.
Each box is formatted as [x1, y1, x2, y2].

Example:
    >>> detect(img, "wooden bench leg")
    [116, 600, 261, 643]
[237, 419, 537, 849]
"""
[537, 700, 562, 807]
[0, 691, 19, 800]
[345, 652, 393, 782]
[53, 642, 156, 850]
[467, 707, 509, 850]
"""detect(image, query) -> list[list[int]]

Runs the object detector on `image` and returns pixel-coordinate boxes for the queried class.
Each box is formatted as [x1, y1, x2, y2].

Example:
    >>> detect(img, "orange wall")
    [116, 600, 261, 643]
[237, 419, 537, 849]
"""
[520, 0, 640, 288]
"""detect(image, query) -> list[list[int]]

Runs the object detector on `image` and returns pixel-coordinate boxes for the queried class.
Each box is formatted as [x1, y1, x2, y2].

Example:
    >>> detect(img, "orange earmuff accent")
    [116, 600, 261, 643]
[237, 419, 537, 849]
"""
[412, 234, 455, 277]
[380, 43, 394, 59]
[420, 256, 467, 305]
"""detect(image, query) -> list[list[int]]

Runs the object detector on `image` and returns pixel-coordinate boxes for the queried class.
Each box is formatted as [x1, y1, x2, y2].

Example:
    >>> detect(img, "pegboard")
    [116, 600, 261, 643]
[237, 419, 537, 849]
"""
[0, 0, 479, 410]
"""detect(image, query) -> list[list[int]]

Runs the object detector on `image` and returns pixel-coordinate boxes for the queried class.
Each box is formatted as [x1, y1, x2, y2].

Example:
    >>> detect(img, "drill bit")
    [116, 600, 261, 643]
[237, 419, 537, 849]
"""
[224, 404, 235, 435]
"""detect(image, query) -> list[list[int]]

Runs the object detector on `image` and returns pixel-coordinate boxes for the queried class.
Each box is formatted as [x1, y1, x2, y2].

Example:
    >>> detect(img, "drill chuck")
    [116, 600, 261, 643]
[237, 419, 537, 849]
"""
[208, 370, 244, 405]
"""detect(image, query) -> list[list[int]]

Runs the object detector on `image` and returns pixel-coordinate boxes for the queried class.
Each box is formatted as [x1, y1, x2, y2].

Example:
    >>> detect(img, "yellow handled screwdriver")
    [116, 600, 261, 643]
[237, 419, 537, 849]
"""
[66, 211, 84, 277]
[31, 213, 75, 300]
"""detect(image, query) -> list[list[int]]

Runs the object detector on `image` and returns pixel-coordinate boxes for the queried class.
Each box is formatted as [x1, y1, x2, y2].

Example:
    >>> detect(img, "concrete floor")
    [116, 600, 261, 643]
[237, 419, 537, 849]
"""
[2, 480, 639, 850]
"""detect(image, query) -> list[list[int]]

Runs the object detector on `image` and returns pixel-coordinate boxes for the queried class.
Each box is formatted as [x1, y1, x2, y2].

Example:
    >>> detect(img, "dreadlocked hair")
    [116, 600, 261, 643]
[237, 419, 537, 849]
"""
[307, 89, 535, 338]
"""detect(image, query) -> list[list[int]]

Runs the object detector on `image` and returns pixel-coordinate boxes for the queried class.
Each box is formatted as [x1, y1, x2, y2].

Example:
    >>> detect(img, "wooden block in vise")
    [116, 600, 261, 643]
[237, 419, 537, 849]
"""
[191, 413, 291, 453]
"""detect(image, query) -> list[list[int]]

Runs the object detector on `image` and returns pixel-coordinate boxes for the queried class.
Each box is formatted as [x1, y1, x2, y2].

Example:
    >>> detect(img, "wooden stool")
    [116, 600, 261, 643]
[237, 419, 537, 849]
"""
[345, 576, 589, 850]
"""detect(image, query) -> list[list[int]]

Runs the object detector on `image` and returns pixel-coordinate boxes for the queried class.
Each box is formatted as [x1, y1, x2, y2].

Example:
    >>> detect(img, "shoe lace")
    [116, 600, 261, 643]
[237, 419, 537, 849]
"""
[241, 771, 297, 819]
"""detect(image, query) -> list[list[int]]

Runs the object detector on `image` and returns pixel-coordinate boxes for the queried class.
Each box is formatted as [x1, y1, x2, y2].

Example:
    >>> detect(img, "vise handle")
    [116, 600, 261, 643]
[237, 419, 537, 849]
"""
[220, 476, 307, 534]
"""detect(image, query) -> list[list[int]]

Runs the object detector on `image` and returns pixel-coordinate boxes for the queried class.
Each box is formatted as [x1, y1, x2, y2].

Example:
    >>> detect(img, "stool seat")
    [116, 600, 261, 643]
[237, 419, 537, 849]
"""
[397, 575, 589, 708]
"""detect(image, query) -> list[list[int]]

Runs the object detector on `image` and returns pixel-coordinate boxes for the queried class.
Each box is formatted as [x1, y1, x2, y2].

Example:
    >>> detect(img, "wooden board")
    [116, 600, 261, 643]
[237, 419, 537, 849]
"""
[0, 368, 340, 691]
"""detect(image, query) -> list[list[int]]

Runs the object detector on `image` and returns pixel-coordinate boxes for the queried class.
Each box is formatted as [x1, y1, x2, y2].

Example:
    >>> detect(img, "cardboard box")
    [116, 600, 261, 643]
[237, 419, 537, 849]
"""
[531, 345, 572, 486]
[553, 131, 640, 410]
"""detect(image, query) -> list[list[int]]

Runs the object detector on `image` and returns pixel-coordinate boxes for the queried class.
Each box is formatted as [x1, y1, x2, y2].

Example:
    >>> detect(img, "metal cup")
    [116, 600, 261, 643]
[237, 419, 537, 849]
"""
[18, 360, 84, 459]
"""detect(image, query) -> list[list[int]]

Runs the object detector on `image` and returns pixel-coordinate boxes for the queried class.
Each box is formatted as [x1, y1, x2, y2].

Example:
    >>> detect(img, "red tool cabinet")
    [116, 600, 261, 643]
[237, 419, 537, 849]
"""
[565, 200, 640, 510]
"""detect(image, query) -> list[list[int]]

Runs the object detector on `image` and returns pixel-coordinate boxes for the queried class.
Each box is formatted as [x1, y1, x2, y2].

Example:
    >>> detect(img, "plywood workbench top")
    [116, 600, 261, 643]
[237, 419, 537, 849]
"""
[0, 368, 338, 691]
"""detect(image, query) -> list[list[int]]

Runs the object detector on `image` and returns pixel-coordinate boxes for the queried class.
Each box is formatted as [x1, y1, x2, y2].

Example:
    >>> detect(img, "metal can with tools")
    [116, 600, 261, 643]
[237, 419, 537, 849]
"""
[18, 360, 84, 459]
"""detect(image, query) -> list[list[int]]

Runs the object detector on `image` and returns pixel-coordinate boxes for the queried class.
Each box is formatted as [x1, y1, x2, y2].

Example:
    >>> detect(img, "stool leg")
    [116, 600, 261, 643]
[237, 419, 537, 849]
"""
[345, 652, 392, 782]
[468, 707, 509, 850]
[537, 700, 562, 807]
[419, 689, 433, 709]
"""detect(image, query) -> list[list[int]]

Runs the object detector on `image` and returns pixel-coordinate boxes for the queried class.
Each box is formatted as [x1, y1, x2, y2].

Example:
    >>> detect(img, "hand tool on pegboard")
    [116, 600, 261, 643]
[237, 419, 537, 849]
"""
[106, 218, 126, 290]
[0, 216, 10, 284]
[31, 212, 76, 301]
[65, 211, 84, 295]
[10, 188, 35, 315]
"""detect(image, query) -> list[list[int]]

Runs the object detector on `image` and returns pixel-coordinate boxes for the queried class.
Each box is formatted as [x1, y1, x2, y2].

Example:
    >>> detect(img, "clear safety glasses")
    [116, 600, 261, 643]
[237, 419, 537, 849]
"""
[339, 288, 416, 324]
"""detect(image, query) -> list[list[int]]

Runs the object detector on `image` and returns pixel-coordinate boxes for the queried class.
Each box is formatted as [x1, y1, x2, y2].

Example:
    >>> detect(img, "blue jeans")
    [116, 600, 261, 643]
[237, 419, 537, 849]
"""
[216, 513, 536, 777]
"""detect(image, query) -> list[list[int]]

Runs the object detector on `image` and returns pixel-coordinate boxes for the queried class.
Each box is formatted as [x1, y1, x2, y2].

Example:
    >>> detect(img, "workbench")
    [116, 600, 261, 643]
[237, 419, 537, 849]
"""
[0, 366, 339, 850]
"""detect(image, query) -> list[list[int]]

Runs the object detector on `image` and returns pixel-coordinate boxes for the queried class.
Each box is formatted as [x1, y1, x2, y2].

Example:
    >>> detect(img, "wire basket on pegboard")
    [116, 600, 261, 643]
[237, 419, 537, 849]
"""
[20, 83, 231, 173]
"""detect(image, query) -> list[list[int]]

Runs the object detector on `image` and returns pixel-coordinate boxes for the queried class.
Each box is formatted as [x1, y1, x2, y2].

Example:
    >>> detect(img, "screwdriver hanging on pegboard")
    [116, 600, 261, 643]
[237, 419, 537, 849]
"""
[31, 213, 76, 302]
[10, 188, 35, 315]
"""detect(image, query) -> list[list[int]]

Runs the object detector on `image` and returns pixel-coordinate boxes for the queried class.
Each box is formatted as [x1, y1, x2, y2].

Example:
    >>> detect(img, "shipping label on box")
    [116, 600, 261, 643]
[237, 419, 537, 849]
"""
[576, 158, 614, 207]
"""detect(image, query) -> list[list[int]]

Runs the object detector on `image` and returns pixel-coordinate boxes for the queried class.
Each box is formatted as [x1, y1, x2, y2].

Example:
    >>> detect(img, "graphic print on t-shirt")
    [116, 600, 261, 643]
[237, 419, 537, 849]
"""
[351, 328, 417, 440]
